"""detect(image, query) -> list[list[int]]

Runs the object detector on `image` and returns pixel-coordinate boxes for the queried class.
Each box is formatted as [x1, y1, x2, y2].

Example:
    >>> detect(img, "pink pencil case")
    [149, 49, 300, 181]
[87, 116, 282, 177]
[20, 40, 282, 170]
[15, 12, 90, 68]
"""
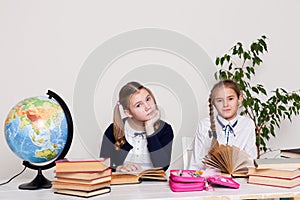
[169, 170, 205, 192]
[207, 175, 240, 189]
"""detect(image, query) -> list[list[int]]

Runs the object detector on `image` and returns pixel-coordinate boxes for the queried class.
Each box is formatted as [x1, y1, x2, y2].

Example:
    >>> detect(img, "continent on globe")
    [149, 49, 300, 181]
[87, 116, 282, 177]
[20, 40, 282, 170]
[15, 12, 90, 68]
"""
[5, 96, 68, 163]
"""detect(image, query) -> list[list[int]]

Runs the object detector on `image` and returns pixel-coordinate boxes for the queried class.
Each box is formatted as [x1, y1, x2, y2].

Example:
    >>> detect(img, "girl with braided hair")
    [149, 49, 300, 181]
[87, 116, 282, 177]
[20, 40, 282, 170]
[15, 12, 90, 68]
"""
[189, 79, 257, 170]
[100, 81, 174, 172]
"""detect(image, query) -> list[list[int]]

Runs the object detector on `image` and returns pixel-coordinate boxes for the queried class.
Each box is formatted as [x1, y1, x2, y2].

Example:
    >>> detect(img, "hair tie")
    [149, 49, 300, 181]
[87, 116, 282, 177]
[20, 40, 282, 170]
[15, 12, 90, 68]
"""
[116, 101, 121, 106]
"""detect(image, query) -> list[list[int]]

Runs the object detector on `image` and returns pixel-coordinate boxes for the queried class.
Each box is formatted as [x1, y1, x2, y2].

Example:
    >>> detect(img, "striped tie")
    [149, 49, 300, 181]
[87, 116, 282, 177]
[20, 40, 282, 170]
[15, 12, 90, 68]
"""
[216, 116, 238, 145]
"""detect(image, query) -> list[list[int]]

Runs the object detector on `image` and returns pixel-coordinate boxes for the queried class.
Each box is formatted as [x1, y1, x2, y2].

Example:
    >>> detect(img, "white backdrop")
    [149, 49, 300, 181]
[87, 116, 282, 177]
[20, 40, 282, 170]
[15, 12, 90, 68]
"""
[1, 0, 300, 180]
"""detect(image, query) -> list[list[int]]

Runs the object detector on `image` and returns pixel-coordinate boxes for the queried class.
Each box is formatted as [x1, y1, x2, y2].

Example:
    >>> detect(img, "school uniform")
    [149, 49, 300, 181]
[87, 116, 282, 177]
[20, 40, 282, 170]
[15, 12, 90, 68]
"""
[100, 118, 174, 171]
[189, 115, 257, 170]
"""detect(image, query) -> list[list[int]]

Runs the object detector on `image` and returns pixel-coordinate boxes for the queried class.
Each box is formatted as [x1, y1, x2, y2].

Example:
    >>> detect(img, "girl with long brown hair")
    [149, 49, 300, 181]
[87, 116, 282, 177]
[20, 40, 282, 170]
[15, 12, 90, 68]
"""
[100, 82, 174, 172]
[189, 79, 257, 170]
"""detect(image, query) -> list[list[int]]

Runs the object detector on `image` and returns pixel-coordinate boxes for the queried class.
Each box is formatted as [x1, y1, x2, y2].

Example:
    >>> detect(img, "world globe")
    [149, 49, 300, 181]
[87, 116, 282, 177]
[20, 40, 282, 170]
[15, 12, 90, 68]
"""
[4, 90, 73, 190]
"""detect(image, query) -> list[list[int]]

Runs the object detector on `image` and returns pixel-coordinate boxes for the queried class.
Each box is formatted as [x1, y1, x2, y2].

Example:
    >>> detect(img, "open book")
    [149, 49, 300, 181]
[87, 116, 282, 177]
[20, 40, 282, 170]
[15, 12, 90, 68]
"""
[202, 139, 252, 177]
[111, 167, 167, 185]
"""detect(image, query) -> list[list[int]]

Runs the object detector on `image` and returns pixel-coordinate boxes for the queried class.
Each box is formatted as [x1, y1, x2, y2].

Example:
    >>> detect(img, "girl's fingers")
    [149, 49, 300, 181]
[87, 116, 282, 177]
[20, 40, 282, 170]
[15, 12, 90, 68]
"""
[146, 109, 160, 126]
[123, 162, 142, 172]
[133, 163, 142, 171]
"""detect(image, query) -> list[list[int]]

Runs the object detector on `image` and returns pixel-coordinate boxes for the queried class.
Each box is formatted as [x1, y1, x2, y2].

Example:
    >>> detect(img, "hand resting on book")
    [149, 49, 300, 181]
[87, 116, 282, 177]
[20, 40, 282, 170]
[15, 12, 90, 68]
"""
[116, 162, 143, 172]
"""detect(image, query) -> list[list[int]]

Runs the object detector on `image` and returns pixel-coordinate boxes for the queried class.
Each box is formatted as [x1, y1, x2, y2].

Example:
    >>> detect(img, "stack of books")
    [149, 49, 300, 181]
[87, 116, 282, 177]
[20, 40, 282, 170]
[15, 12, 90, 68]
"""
[280, 147, 300, 158]
[52, 158, 112, 198]
[247, 158, 300, 188]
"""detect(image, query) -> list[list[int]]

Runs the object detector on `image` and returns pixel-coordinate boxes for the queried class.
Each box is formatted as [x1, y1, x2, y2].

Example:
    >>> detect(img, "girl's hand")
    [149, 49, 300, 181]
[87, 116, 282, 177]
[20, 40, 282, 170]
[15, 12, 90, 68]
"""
[145, 109, 160, 136]
[116, 162, 143, 172]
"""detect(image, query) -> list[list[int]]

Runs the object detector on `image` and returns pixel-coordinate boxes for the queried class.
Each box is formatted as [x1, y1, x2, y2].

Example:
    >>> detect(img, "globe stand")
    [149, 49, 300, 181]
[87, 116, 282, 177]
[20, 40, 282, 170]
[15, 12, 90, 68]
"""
[19, 168, 52, 190]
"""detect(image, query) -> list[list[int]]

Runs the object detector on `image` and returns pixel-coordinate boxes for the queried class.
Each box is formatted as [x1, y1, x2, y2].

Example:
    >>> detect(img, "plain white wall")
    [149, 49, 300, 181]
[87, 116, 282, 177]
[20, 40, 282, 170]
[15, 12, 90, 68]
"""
[1, 0, 300, 181]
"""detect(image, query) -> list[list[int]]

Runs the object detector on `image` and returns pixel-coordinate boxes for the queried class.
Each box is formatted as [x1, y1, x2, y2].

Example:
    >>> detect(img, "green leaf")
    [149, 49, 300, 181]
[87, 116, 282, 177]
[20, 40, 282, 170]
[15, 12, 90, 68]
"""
[258, 38, 268, 51]
[252, 87, 259, 94]
[249, 67, 255, 75]
[215, 57, 220, 65]
[258, 44, 264, 53]
[258, 87, 267, 95]
[220, 57, 225, 65]
[232, 46, 238, 55]
[243, 52, 251, 60]
[278, 105, 286, 111]
[250, 43, 257, 53]
[226, 54, 230, 62]
[220, 71, 227, 79]
[246, 73, 250, 79]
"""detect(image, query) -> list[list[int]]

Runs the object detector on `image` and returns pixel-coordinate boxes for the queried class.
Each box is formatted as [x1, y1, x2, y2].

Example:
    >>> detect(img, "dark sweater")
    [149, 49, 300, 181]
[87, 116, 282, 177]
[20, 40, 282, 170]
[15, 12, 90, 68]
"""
[100, 120, 174, 171]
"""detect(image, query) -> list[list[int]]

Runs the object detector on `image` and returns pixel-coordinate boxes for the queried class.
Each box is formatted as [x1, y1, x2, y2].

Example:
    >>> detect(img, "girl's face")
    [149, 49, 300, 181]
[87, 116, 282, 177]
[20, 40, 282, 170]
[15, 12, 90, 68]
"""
[124, 88, 156, 122]
[213, 86, 243, 121]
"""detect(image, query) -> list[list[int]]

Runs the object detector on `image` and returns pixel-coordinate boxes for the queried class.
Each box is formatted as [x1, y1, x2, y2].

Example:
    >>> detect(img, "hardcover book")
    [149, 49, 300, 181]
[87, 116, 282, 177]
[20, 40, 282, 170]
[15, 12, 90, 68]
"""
[52, 180, 110, 192]
[280, 147, 300, 158]
[55, 158, 110, 173]
[55, 175, 111, 185]
[254, 158, 300, 169]
[55, 168, 112, 180]
[111, 167, 167, 185]
[54, 187, 111, 198]
[248, 175, 300, 188]
[248, 167, 300, 179]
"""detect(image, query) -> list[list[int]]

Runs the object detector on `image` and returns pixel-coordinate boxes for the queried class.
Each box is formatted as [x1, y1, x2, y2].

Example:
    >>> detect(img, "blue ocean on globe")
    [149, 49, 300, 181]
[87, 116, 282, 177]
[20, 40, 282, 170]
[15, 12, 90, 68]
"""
[4, 96, 68, 163]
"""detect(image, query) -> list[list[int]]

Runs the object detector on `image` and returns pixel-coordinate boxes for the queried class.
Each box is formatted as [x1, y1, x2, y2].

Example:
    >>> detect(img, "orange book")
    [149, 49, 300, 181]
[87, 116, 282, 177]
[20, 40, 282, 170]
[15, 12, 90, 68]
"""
[248, 174, 300, 188]
[52, 180, 110, 191]
[55, 158, 110, 173]
[55, 168, 112, 180]
[54, 187, 111, 198]
[248, 167, 300, 179]
[55, 175, 111, 185]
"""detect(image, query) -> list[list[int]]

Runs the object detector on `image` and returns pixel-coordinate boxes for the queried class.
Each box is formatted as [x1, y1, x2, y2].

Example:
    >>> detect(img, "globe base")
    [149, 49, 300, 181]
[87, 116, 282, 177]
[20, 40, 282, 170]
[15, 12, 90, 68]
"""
[18, 168, 51, 190]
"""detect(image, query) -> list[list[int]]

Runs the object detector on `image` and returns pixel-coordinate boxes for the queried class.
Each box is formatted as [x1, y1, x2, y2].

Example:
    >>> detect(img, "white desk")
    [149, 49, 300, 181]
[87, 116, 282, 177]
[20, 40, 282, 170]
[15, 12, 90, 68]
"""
[1, 178, 300, 200]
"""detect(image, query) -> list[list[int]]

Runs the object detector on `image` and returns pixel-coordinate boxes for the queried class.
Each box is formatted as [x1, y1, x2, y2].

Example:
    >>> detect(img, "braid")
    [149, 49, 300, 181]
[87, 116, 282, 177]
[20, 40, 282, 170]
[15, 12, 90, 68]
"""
[208, 95, 217, 139]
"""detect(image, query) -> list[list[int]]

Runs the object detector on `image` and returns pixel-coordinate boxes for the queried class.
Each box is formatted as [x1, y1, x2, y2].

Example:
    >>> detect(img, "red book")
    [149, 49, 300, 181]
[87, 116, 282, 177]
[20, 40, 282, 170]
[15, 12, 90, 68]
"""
[55, 158, 110, 173]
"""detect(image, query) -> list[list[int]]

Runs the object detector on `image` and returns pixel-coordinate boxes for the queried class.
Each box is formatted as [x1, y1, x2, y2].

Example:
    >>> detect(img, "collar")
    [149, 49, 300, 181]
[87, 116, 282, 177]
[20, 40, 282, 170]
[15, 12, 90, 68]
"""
[217, 115, 238, 127]
[124, 120, 146, 138]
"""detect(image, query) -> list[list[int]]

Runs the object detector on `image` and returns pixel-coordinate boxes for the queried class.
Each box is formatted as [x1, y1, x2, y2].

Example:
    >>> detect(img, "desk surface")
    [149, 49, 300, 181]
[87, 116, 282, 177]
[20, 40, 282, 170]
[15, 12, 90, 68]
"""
[1, 178, 300, 200]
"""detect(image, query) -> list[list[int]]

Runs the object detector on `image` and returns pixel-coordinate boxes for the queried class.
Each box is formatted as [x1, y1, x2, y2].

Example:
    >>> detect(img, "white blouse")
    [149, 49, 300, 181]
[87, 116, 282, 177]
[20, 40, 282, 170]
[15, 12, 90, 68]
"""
[123, 120, 154, 169]
[189, 115, 257, 170]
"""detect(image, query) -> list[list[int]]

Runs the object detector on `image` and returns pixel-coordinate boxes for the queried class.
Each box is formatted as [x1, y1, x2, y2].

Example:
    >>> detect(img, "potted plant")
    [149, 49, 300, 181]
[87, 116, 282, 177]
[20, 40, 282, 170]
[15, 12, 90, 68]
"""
[214, 35, 300, 157]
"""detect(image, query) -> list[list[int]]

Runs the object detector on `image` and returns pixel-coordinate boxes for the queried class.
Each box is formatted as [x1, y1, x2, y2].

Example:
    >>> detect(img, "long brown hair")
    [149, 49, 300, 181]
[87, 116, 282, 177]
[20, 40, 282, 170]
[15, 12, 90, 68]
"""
[208, 79, 242, 138]
[113, 81, 160, 150]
